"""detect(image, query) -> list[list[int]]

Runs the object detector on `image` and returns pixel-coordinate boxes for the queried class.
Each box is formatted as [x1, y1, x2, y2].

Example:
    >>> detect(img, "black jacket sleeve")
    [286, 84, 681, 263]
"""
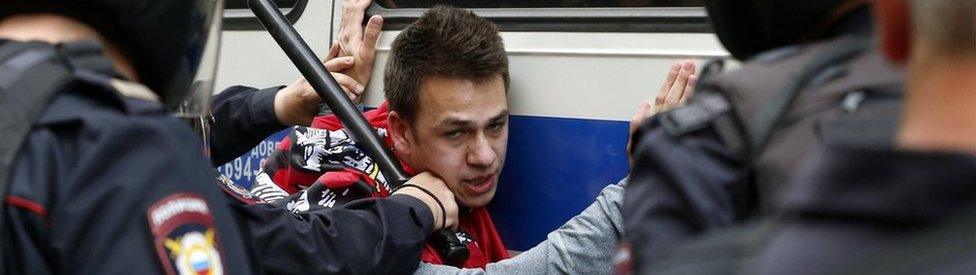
[235, 194, 435, 275]
[209, 85, 288, 166]
[623, 113, 753, 272]
[207, 86, 436, 274]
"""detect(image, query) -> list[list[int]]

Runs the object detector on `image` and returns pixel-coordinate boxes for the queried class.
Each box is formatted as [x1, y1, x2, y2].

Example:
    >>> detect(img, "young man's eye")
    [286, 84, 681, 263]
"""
[487, 122, 505, 131]
[445, 130, 463, 139]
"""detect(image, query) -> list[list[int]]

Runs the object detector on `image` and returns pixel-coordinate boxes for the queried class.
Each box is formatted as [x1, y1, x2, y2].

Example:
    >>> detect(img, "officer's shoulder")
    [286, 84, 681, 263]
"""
[651, 35, 880, 141]
[19, 86, 214, 196]
[37, 87, 201, 152]
[714, 35, 867, 84]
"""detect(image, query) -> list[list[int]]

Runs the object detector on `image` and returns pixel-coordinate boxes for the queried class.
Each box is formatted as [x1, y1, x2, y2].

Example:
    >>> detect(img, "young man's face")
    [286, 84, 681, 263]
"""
[391, 75, 509, 208]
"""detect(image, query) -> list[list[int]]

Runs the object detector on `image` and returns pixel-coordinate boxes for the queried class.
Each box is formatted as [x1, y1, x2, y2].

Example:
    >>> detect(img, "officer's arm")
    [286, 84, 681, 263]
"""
[209, 85, 289, 166]
[237, 194, 435, 275]
[208, 57, 363, 166]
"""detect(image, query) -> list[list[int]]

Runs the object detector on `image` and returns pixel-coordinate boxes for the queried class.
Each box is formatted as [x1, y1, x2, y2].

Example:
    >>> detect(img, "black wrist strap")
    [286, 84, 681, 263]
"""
[398, 183, 446, 230]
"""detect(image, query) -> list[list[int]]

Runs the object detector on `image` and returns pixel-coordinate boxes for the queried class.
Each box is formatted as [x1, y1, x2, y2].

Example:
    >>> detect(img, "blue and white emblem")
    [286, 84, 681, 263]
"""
[148, 193, 225, 275]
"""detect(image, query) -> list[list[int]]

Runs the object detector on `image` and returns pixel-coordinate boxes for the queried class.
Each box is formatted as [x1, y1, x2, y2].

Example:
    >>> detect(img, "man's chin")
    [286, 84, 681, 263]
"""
[458, 189, 496, 209]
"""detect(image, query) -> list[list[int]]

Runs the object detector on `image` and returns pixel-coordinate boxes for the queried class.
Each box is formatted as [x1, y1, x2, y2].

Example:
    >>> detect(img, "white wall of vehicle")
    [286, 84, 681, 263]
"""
[361, 31, 728, 121]
[214, 0, 336, 92]
[214, 2, 732, 121]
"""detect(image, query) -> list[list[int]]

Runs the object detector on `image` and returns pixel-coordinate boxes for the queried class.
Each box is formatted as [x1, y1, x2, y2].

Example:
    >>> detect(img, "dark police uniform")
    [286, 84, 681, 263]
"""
[622, 7, 905, 271]
[1, 40, 435, 275]
[642, 144, 976, 275]
[208, 84, 289, 167]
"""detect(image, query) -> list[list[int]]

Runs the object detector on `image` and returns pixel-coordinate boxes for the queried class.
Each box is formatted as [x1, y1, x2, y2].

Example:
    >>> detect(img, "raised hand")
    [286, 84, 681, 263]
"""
[336, 0, 384, 90]
[273, 51, 363, 126]
[627, 60, 698, 159]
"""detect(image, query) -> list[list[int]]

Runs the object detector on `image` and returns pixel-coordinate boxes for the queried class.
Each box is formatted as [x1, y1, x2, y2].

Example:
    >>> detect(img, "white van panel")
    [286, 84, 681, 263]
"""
[361, 31, 728, 121]
[215, 0, 337, 92]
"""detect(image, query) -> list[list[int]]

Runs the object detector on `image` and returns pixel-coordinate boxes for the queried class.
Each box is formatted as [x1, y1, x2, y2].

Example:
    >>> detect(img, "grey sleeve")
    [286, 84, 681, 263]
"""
[413, 263, 485, 275]
[413, 177, 627, 275]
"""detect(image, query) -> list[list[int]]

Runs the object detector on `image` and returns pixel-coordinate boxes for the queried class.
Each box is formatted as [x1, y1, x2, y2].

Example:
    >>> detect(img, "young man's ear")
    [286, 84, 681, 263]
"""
[387, 111, 413, 157]
[875, 0, 911, 64]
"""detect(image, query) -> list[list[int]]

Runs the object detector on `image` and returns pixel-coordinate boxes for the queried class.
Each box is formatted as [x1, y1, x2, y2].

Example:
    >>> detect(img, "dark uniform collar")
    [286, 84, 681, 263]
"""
[0, 39, 123, 81]
[54, 41, 165, 114]
[778, 146, 976, 225]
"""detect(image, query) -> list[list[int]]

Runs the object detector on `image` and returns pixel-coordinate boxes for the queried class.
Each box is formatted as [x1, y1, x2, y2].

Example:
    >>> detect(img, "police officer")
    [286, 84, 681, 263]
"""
[0, 1, 458, 274]
[622, 0, 904, 271]
[635, 0, 975, 273]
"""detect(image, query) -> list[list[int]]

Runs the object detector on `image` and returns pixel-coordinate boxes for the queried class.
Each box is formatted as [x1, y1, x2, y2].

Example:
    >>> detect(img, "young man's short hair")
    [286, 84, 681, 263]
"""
[384, 5, 509, 123]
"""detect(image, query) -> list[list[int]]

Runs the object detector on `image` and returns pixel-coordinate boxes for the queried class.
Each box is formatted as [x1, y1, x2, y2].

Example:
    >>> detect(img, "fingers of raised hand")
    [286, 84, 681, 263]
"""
[361, 15, 384, 61]
[331, 72, 365, 102]
[680, 74, 697, 104]
[324, 56, 355, 72]
[325, 42, 341, 60]
[657, 62, 681, 103]
[340, 0, 372, 48]
[666, 60, 696, 105]
[345, 0, 372, 10]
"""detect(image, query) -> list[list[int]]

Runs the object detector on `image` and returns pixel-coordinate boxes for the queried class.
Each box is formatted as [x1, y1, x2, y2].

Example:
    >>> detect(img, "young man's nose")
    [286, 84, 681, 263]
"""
[466, 134, 496, 169]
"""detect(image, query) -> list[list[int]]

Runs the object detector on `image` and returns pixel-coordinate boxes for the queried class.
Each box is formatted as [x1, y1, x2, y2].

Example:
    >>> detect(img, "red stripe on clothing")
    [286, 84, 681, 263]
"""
[5, 196, 48, 217]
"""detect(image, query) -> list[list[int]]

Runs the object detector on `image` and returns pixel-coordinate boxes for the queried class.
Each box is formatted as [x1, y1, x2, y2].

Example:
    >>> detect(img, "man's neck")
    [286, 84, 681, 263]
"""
[898, 53, 976, 153]
[0, 14, 137, 81]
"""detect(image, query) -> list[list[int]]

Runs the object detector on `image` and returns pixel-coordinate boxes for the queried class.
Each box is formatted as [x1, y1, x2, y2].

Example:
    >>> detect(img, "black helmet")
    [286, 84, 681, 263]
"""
[0, 0, 223, 109]
[705, 0, 855, 60]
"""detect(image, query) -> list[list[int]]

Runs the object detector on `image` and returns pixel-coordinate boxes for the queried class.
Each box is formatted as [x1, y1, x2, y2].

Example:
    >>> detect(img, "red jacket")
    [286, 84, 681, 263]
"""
[261, 102, 508, 267]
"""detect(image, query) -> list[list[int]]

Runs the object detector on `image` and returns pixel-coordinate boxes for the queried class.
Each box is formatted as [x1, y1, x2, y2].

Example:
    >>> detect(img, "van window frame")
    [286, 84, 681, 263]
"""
[222, 0, 309, 31]
[367, 3, 711, 33]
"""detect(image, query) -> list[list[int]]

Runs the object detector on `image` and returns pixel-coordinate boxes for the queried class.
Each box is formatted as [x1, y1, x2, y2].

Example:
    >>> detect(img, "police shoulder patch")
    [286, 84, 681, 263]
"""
[147, 193, 225, 275]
